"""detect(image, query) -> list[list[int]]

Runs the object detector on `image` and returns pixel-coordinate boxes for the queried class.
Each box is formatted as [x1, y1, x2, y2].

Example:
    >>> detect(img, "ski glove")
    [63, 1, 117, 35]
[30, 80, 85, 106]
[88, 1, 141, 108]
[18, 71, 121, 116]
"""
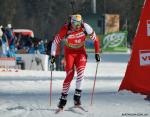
[51, 56, 55, 64]
[95, 54, 101, 62]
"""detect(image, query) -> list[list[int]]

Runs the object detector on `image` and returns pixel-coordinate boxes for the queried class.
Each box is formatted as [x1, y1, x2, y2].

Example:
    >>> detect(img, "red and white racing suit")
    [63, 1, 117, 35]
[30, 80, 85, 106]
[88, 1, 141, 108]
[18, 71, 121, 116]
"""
[51, 22, 100, 94]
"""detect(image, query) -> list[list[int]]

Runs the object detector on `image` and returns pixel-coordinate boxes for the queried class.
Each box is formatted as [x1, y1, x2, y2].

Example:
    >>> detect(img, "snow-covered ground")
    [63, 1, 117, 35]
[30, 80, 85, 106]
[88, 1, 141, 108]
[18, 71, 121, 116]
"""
[0, 53, 150, 117]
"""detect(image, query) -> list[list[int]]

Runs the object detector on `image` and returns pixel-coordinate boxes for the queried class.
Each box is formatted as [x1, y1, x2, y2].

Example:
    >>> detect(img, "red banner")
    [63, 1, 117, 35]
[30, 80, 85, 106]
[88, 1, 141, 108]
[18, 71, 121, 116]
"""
[119, 0, 150, 95]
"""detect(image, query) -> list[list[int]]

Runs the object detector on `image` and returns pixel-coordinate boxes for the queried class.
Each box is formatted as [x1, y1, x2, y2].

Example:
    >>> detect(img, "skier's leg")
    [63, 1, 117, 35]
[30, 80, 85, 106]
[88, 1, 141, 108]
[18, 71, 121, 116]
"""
[62, 68, 75, 94]
[58, 54, 75, 108]
[62, 53, 75, 94]
[74, 54, 87, 106]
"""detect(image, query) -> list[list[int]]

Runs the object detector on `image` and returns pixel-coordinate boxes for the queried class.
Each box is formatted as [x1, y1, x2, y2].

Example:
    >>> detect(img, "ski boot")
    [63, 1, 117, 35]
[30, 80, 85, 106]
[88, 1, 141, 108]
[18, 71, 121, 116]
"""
[58, 93, 68, 109]
[74, 89, 82, 106]
[55, 93, 68, 113]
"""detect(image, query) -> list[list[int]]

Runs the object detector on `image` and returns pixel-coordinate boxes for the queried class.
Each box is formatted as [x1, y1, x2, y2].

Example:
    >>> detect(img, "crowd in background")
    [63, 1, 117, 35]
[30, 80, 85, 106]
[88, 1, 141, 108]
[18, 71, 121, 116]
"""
[0, 24, 65, 71]
[0, 24, 53, 57]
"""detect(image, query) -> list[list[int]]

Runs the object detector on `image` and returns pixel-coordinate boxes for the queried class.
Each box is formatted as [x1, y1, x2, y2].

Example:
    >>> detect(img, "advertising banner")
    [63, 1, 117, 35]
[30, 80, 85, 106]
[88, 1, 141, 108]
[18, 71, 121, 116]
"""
[139, 50, 150, 66]
[0, 57, 16, 68]
[105, 14, 120, 34]
[102, 31, 128, 52]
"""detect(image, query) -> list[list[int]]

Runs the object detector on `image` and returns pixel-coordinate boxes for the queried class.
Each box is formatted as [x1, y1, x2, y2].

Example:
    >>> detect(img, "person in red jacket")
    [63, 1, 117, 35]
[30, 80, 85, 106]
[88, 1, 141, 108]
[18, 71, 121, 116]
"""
[51, 14, 100, 110]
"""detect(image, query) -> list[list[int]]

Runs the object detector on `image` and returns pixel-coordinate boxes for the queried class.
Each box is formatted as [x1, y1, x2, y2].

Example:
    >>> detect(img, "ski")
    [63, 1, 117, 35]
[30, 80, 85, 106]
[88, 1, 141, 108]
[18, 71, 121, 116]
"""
[55, 108, 63, 114]
[55, 106, 88, 114]
[68, 105, 88, 112]
[74, 105, 88, 112]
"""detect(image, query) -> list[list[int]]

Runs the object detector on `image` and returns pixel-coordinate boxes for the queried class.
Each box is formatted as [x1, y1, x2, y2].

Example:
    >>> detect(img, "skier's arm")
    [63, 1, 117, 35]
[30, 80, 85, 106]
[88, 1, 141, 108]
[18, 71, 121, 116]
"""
[84, 23, 100, 54]
[84, 23, 101, 62]
[90, 32, 100, 54]
[51, 25, 68, 57]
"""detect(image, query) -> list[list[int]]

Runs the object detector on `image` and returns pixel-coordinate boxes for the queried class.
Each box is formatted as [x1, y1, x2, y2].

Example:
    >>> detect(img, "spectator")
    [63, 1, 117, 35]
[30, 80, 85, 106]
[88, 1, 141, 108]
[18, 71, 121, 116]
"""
[0, 26, 3, 56]
[1, 27, 10, 57]
[5, 24, 16, 57]
[28, 43, 36, 54]
[38, 40, 45, 54]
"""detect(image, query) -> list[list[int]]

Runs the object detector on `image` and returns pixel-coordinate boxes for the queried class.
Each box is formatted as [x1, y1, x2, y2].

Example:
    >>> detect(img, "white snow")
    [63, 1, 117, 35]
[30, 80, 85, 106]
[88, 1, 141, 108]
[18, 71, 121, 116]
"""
[0, 53, 149, 117]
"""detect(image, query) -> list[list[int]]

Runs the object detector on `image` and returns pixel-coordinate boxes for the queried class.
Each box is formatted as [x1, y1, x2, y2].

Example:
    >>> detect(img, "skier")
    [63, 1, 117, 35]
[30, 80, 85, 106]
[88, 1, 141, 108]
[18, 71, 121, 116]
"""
[51, 14, 100, 110]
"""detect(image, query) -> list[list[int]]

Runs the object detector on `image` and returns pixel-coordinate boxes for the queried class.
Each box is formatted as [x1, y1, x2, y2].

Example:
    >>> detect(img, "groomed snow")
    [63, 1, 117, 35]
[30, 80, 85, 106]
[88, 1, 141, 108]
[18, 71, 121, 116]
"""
[0, 53, 149, 117]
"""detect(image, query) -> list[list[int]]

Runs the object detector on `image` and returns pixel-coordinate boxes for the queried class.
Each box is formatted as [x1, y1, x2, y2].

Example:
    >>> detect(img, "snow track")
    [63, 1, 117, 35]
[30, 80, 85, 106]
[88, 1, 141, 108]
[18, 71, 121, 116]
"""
[0, 53, 150, 117]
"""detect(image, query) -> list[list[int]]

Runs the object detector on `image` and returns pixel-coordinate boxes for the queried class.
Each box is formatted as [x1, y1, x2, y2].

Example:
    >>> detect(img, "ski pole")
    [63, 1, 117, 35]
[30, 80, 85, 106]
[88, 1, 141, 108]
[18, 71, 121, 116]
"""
[49, 63, 53, 106]
[90, 62, 99, 106]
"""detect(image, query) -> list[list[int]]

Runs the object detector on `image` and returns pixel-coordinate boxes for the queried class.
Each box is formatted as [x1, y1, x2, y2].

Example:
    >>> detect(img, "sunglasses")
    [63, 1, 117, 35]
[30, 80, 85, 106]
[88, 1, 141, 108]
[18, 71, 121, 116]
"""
[72, 21, 82, 27]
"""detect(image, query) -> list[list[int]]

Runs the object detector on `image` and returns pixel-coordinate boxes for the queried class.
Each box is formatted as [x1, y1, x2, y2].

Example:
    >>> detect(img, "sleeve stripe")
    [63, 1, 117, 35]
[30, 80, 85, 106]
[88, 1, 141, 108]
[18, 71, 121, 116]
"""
[55, 38, 58, 45]
[55, 35, 61, 45]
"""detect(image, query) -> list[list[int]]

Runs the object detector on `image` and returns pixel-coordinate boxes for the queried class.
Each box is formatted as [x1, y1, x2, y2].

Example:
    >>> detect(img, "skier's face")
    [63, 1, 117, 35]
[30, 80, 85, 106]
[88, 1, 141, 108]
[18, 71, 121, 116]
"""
[72, 21, 81, 31]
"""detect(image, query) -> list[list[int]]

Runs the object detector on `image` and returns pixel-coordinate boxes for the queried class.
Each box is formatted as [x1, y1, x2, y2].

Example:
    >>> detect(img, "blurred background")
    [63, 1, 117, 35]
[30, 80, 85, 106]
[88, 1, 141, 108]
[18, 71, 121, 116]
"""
[0, 0, 144, 44]
[0, 0, 144, 71]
